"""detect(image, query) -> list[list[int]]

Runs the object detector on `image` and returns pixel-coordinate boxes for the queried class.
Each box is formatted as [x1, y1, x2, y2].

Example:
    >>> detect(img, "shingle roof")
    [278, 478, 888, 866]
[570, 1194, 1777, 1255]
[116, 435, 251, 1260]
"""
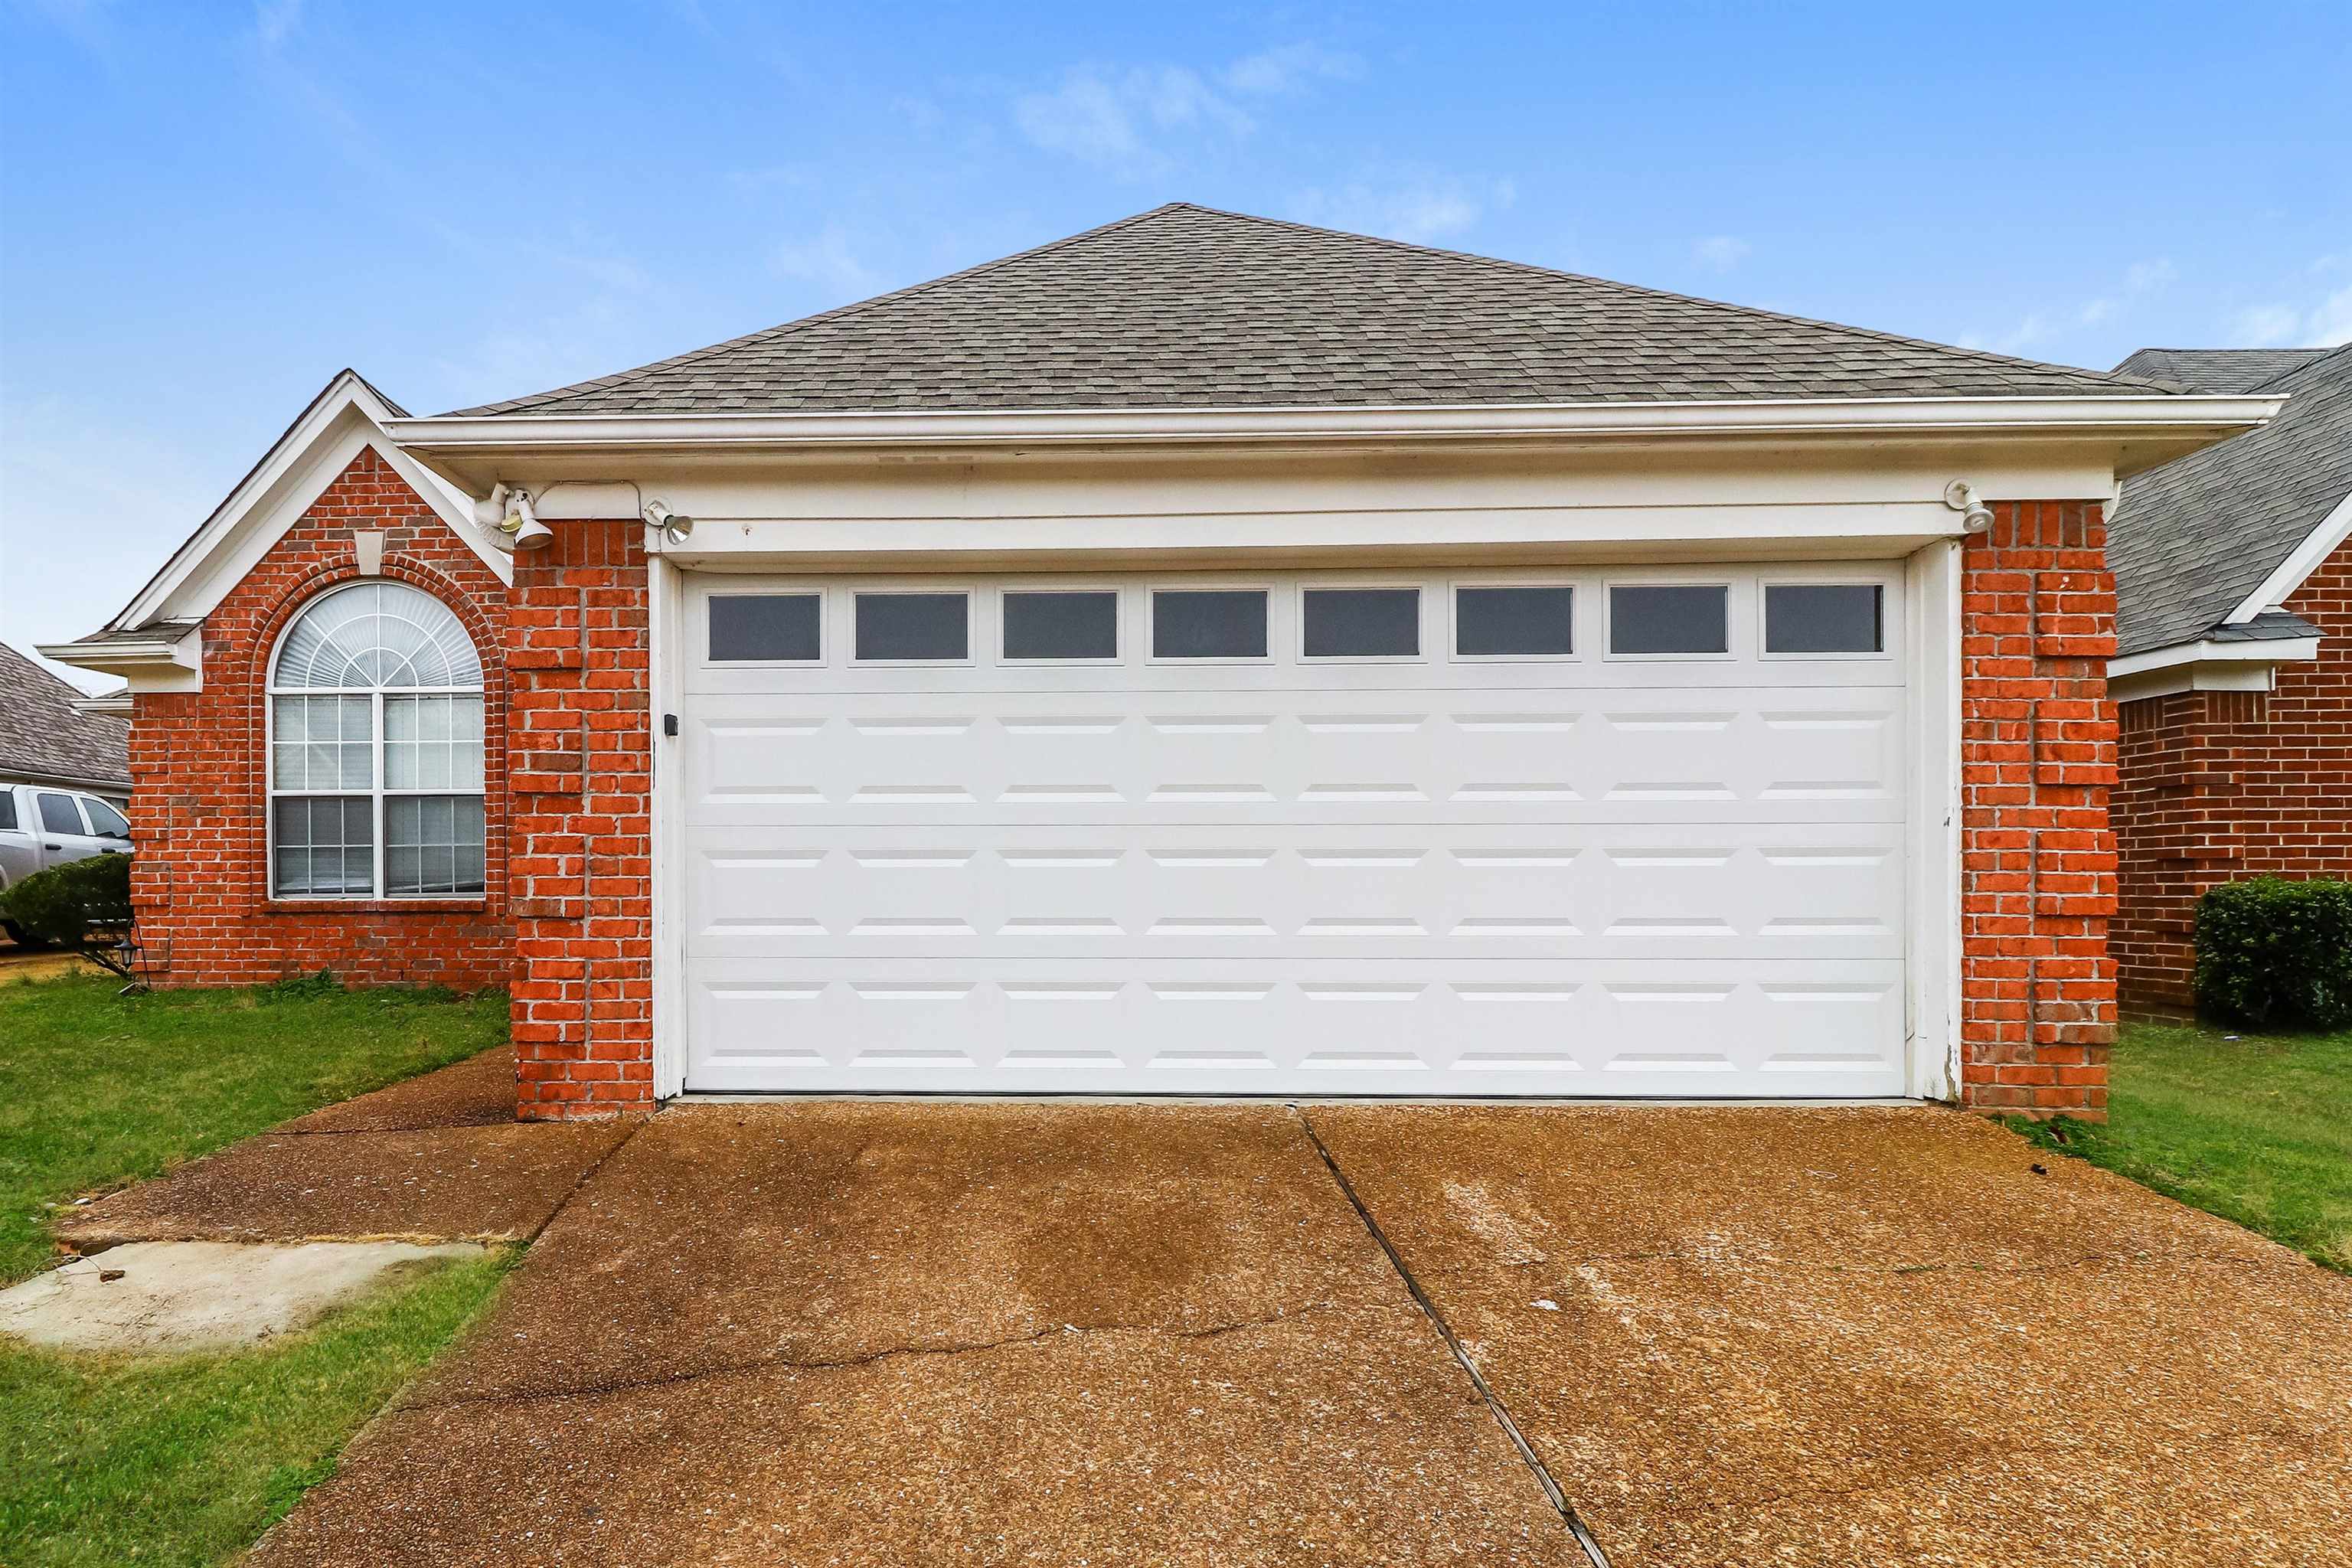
[451, 204, 2176, 416]
[2113, 347, 2331, 396]
[0, 642, 130, 792]
[2110, 342, 2352, 656]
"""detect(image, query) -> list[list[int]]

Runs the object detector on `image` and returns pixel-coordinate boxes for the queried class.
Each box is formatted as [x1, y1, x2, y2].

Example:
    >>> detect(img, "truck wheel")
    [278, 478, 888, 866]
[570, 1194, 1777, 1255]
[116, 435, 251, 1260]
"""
[2, 920, 51, 951]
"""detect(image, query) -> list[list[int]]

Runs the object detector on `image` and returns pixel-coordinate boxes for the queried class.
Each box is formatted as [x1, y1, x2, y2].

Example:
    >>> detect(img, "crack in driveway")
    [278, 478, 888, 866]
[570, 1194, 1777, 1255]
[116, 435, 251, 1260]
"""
[403, 1296, 1373, 1414]
[1294, 1106, 1614, 1568]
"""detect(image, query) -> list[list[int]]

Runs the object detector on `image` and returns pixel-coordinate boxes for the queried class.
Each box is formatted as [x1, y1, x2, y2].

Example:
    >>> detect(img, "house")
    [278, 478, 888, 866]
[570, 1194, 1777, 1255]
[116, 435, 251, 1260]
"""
[0, 641, 131, 801]
[41, 204, 2279, 1119]
[2105, 343, 2352, 1014]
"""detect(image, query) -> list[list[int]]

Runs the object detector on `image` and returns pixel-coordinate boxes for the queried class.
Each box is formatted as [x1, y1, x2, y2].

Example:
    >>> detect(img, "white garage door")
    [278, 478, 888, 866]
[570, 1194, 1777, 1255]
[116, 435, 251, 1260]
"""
[678, 566, 1910, 1097]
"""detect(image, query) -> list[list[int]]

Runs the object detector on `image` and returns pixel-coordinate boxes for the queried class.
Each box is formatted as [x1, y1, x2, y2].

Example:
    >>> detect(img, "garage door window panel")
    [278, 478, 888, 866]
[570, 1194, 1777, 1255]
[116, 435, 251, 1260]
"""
[854, 592, 971, 663]
[1607, 583, 1731, 658]
[1002, 590, 1121, 662]
[1764, 583, 1885, 656]
[1453, 584, 1575, 658]
[710, 593, 821, 664]
[1302, 587, 1421, 660]
[1151, 590, 1269, 661]
[267, 580, 486, 900]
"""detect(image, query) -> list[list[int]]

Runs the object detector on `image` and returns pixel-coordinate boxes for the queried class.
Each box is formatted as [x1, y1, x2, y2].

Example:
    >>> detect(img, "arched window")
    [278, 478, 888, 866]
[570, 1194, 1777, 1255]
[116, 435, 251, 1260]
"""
[268, 580, 486, 898]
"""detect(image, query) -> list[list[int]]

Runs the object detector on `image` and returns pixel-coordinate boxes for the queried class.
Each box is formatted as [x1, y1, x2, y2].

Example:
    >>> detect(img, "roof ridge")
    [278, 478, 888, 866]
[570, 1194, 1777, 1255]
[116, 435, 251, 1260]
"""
[450, 205, 1196, 416]
[2246, 340, 2352, 393]
[1158, 202, 2173, 395]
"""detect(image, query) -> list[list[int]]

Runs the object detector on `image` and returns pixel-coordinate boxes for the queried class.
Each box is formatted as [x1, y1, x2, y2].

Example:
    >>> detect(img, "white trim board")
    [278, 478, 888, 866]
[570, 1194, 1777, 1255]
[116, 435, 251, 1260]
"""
[387, 393, 2281, 467]
[2223, 485, 2352, 626]
[110, 371, 510, 635]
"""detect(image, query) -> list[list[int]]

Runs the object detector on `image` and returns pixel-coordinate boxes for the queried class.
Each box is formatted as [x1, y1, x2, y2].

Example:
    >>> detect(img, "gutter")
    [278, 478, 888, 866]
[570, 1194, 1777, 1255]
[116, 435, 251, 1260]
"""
[384, 394, 2282, 462]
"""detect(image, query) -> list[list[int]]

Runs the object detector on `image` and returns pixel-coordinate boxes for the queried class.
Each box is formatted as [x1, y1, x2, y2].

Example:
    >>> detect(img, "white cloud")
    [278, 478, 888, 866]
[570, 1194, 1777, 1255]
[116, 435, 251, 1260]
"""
[1691, 235, 1751, 273]
[2122, 257, 2177, 293]
[2310, 285, 2352, 345]
[1013, 64, 1252, 175]
[1956, 313, 2053, 356]
[254, 0, 302, 47]
[1289, 172, 1516, 246]
[771, 224, 884, 299]
[2230, 303, 2305, 345]
[1223, 43, 1361, 95]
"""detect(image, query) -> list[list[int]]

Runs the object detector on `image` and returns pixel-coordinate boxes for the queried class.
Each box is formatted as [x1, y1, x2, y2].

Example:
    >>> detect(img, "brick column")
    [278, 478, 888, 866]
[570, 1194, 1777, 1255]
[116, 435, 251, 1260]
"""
[1958, 501, 2119, 1118]
[508, 521, 655, 1119]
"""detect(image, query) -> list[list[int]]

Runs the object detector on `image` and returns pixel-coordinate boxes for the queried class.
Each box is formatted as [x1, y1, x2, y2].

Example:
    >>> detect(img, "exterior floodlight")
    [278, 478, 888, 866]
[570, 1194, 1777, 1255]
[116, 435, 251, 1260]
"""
[644, 499, 694, 547]
[472, 482, 511, 530]
[505, 490, 554, 551]
[1943, 480, 1994, 533]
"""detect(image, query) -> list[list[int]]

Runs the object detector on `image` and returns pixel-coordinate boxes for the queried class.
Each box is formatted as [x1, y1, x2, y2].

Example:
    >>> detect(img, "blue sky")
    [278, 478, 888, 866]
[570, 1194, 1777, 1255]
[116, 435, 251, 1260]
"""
[4, 0, 2349, 687]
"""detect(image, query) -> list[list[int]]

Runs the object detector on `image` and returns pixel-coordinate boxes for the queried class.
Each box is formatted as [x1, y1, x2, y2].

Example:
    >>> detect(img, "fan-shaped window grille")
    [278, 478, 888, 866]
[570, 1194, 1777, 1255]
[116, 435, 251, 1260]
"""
[272, 581, 482, 691]
[267, 581, 486, 898]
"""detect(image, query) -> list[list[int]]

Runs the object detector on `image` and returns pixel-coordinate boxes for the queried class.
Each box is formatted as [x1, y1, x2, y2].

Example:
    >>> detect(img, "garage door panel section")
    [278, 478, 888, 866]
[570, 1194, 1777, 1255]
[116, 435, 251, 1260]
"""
[681, 567, 1910, 1097]
[687, 823, 1903, 962]
[687, 959, 1908, 1098]
[684, 688, 1904, 828]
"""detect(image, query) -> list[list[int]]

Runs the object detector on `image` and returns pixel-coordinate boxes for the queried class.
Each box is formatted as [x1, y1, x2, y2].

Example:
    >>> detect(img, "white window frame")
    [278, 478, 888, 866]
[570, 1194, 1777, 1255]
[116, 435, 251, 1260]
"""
[1296, 581, 1426, 664]
[1601, 577, 1736, 662]
[1447, 579, 1579, 663]
[705, 589, 825, 668]
[849, 586, 976, 668]
[1145, 583, 1276, 665]
[994, 582, 1126, 666]
[265, 582, 487, 902]
[1756, 571, 1897, 662]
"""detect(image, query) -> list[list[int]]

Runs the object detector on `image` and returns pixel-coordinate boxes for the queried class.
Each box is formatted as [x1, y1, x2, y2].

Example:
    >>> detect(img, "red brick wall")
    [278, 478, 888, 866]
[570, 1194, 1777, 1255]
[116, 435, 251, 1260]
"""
[127, 448, 513, 988]
[138, 475, 2129, 1121]
[2112, 535, 2352, 1014]
[1958, 501, 2119, 1118]
[505, 520, 655, 1120]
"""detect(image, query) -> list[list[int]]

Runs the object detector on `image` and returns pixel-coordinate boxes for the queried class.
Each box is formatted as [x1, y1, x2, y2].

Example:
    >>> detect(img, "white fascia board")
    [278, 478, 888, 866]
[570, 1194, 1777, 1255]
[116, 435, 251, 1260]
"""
[70, 694, 135, 716]
[37, 624, 204, 692]
[385, 394, 2281, 466]
[111, 371, 509, 634]
[2108, 635, 2322, 681]
[2223, 485, 2352, 625]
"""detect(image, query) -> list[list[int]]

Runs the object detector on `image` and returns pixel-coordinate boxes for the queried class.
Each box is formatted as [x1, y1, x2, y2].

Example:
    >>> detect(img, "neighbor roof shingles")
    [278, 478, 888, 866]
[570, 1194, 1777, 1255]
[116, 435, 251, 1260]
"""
[2113, 347, 2330, 396]
[449, 204, 2177, 417]
[2110, 343, 2352, 656]
[0, 642, 130, 792]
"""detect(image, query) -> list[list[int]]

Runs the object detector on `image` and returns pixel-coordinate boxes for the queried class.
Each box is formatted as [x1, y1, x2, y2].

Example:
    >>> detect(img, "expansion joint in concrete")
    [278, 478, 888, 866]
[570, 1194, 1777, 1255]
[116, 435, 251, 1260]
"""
[1293, 1106, 1614, 1568]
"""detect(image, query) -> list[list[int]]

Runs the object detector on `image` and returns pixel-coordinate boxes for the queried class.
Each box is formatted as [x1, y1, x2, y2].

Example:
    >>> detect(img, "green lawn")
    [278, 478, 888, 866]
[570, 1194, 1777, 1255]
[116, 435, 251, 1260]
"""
[0, 969, 515, 1566]
[0, 1249, 513, 1566]
[2014, 1020, 2352, 1273]
[1, 969, 507, 1285]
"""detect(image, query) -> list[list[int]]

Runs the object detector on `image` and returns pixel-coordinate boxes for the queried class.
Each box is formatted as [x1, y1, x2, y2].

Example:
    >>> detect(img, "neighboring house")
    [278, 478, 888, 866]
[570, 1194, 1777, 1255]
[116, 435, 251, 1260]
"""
[2105, 343, 2352, 1014]
[0, 641, 131, 801]
[43, 204, 2279, 1120]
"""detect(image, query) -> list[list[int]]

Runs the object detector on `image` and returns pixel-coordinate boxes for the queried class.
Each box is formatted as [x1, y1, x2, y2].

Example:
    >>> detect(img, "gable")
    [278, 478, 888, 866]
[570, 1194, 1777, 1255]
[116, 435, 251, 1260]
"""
[2111, 344, 2352, 655]
[109, 370, 509, 635]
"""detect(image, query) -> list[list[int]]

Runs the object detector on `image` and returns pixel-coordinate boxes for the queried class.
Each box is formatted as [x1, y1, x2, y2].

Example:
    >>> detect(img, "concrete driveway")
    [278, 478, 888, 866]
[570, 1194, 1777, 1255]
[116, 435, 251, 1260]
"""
[231, 1096, 2352, 1568]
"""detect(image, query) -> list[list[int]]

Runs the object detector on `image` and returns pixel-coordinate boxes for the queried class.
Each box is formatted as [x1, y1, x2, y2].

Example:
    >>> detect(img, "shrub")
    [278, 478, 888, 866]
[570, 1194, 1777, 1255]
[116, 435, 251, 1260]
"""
[0, 852, 136, 978]
[2194, 877, 2352, 1030]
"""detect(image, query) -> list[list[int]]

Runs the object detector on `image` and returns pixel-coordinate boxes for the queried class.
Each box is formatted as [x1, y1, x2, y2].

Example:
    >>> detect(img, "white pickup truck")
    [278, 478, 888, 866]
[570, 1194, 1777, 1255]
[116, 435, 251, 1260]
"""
[0, 783, 133, 944]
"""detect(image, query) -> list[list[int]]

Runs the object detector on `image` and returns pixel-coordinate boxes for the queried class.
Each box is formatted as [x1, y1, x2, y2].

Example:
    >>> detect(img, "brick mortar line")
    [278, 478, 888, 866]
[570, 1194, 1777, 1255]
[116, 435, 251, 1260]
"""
[1293, 1106, 1612, 1568]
